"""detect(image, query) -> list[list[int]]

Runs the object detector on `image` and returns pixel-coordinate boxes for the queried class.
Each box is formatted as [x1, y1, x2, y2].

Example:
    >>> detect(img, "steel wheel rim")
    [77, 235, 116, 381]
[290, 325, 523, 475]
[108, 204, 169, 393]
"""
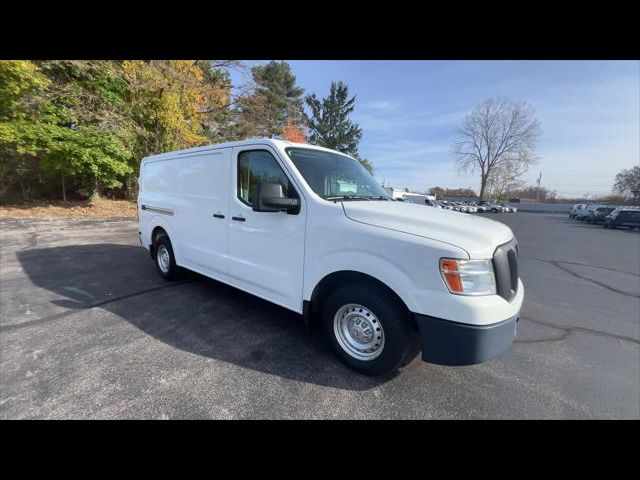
[157, 245, 170, 273]
[333, 303, 385, 361]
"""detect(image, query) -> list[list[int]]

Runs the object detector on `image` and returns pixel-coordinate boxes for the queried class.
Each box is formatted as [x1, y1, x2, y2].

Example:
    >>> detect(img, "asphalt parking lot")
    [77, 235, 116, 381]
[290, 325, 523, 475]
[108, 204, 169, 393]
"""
[1, 212, 638, 419]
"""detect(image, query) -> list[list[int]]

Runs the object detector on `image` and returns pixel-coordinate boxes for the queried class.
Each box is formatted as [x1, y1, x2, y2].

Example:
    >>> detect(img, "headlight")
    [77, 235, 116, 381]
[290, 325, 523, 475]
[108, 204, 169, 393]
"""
[439, 258, 496, 296]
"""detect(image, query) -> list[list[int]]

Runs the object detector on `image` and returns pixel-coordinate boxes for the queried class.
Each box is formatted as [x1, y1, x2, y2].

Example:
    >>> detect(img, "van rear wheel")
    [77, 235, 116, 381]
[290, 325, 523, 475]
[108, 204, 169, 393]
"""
[154, 236, 179, 280]
[322, 283, 418, 376]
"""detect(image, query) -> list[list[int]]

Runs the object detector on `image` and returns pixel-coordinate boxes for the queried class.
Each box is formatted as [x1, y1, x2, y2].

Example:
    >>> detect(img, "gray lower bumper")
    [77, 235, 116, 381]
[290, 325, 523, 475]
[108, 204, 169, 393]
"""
[415, 312, 519, 366]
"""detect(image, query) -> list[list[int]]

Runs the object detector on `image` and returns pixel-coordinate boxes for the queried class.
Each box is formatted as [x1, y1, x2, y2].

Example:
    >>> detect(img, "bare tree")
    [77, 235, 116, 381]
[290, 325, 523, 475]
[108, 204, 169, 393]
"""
[613, 165, 640, 201]
[453, 98, 541, 201]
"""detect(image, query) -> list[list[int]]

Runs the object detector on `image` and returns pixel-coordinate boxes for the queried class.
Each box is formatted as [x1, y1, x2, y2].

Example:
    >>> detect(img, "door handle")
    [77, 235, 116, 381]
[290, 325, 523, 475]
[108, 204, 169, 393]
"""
[231, 216, 246, 222]
[213, 213, 225, 219]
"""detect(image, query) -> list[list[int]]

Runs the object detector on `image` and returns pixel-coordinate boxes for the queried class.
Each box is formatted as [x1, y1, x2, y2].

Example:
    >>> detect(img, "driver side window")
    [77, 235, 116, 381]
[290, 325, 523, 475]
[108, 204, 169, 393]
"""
[237, 150, 290, 206]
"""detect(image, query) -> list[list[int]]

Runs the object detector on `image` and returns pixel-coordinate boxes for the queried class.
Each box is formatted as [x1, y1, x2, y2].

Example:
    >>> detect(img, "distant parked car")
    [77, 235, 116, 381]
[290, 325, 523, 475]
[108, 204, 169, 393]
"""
[581, 204, 603, 221]
[587, 206, 616, 224]
[603, 207, 640, 229]
[440, 201, 454, 210]
[478, 200, 507, 212]
[419, 198, 442, 208]
[569, 203, 587, 219]
[575, 204, 596, 220]
[464, 202, 478, 213]
[500, 203, 517, 213]
[455, 203, 468, 212]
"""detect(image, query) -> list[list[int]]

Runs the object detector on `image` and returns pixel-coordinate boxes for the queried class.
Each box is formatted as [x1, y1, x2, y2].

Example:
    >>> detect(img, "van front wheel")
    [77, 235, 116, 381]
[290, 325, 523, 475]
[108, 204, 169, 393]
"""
[322, 283, 418, 376]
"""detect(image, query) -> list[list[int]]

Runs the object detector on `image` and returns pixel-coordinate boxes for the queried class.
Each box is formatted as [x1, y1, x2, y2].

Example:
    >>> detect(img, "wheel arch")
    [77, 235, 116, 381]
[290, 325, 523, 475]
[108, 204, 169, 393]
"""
[306, 270, 415, 328]
[147, 218, 177, 260]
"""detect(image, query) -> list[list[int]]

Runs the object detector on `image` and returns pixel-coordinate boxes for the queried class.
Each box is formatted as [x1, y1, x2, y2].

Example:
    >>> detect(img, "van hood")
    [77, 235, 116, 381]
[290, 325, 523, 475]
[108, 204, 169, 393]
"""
[342, 201, 515, 258]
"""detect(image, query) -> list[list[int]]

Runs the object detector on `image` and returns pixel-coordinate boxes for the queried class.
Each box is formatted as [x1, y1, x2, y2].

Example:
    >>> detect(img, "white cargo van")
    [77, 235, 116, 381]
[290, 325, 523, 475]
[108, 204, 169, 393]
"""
[138, 139, 523, 375]
[402, 193, 437, 206]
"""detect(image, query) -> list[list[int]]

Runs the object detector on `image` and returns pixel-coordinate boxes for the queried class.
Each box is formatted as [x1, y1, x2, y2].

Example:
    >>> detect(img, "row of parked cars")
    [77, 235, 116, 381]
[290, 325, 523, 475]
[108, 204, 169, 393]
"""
[569, 203, 640, 229]
[435, 201, 518, 213]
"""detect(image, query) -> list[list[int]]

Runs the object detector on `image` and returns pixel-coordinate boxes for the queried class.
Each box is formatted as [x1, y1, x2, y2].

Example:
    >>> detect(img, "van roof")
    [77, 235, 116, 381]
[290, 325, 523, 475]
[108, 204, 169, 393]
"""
[141, 138, 343, 163]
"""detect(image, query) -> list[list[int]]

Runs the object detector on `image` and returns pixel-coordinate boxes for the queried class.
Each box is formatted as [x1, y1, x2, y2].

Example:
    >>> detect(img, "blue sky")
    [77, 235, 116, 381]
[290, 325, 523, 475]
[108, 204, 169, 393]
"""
[230, 61, 639, 198]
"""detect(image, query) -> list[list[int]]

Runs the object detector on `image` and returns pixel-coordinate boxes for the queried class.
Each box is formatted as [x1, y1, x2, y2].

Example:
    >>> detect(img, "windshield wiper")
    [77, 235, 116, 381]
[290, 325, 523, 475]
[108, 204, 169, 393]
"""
[325, 195, 371, 201]
[364, 195, 390, 201]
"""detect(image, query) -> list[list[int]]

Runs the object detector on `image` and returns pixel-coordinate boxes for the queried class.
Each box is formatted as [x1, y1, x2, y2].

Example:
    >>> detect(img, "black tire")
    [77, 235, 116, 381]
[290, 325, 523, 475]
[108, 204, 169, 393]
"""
[610, 222, 616, 230]
[491, 208, 497, 213]
[321, 282, 418, 376]
[153, 236, 180, 280]
[603, 222, 609, 228]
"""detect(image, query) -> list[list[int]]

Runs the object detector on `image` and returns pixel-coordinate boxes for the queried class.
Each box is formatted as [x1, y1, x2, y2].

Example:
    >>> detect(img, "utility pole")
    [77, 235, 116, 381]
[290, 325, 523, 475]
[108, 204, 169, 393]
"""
[535, 171, 542, 203]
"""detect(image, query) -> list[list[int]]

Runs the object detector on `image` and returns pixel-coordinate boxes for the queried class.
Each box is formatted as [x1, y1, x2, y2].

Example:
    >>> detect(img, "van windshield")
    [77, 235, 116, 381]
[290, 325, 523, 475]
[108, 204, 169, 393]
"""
[285, 147, 388, 200]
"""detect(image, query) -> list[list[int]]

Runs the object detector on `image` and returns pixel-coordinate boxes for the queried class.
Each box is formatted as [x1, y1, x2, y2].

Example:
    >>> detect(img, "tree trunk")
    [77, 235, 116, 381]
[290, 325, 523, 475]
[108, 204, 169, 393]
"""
[90, 176, 100, 200]
[479, 172, 488, 201]
[62, 174, 66, 202]
[19, 178, 27, 202]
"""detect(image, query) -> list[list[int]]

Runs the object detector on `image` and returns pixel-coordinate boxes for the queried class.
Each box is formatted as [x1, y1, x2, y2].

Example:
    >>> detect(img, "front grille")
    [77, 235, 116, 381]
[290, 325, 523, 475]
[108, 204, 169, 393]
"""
[493, 238, 519, 301]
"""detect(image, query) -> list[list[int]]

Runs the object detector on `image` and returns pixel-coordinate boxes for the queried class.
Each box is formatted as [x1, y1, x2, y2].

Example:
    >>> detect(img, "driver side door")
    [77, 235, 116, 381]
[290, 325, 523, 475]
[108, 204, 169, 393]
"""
[226, 145, 306, 312]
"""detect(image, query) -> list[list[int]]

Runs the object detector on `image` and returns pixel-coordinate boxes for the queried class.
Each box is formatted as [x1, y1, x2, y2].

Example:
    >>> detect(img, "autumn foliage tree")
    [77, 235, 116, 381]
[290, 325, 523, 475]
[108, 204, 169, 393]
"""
[1, 60, 134, 200]
[233, 61, 305, 139]
[281, 119, 306, 143]
[123, 60, 231, 157]
[1, 59, 378, 202]
[0, 60, 232, 202]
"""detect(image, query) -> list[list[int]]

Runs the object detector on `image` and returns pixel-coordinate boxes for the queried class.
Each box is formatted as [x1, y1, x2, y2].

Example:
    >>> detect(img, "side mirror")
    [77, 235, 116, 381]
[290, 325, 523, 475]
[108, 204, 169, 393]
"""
[253, 183, 300, 214]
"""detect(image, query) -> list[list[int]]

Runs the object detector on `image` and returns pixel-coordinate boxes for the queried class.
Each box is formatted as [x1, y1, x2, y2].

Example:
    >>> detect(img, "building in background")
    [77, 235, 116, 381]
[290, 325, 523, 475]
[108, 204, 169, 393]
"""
[442, 188, 479, 203]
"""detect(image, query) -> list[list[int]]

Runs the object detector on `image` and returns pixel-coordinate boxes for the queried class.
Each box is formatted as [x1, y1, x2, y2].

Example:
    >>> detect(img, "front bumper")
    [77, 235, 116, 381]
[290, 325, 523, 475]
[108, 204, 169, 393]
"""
[415, 312, 519, 366]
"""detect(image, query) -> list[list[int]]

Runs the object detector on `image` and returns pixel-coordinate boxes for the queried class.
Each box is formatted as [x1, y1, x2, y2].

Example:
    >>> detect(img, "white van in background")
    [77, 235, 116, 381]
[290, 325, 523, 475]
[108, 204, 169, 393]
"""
[382, 188, 440, 207]
[138, 139, 523, 375]
[403, 192, 439, 207]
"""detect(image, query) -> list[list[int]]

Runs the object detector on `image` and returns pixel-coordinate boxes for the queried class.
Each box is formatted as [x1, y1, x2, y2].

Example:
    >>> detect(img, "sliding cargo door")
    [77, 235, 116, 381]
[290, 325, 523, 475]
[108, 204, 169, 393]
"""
[177, 149, 231, 280]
